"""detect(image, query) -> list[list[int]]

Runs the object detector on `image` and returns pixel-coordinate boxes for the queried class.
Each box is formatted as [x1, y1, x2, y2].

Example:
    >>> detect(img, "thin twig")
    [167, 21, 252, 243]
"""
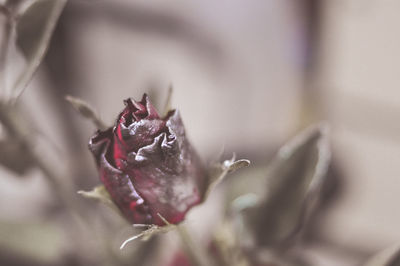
[11, 0, 67, 103]
[0, 102, 81, 215]
[0, 102, 111, 265]
[0, 5, 12, 99]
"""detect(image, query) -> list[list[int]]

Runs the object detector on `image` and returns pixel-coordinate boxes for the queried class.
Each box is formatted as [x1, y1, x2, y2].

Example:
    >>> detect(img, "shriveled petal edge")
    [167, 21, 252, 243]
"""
[88, 128, 153, 224]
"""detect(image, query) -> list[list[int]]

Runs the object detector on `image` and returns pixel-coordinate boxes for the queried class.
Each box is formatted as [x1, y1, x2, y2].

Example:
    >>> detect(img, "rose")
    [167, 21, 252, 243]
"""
[88, 94, 206, 226]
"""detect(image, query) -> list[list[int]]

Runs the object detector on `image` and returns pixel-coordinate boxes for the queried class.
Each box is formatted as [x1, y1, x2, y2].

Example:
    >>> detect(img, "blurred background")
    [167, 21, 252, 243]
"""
[1, 0, 400, 265]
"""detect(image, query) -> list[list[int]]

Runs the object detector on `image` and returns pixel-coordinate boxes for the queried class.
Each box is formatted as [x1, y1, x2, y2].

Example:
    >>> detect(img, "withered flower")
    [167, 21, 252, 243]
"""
[89, 94, 206, 226]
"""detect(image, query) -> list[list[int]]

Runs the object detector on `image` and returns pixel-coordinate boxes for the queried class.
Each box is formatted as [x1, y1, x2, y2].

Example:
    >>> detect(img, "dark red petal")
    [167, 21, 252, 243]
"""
[89, 128, 115, 167]
[112, 94, 165, 167]
[141, 94, 159, 119]
[122, 94, 160, 122]
[90, 130, 152, 224]
[166, 110, 207, 194]
[113, 119, 167, 168]
[123, 111, 206, 225]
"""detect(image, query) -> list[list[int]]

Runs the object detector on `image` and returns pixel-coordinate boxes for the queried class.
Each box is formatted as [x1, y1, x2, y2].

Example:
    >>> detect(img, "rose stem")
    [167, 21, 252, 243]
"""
[176, 224, 216, 266]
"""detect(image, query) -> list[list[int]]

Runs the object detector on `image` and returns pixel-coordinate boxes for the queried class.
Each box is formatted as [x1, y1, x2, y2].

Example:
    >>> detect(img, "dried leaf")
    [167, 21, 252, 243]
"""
[0, 139, 34, 175]
[65, 95, 107, 130]
[363, 244, 400, 266]
[206, 155, 250, 199]
[78, 185, 121, 214]
[120, 224, 174, 249]
[238, 123, 331, 247]
[120, 213, 175, 249]
[12, 0, 66, 99]
[0, 102, 35, 175]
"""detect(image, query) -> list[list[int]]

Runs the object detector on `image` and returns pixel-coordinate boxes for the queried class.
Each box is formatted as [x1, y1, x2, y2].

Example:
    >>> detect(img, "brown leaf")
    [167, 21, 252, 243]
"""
[78, 185, 121, 214]
[238, 123, 331, 248]
[65, 95, 107, 130]
[0, 139, 34, 175]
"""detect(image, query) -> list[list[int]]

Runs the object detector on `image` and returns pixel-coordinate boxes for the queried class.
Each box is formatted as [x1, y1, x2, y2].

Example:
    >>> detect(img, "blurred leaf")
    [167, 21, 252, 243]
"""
[363, 244, 400, 266]
[238, 123, 331, 248]
[231, 194, 259, 213]
[78, 185, 120, 214]
[65, 95, 107, 130]
[0, 139, 34, 175]
[0, 103, 35, 175]
[206, 155, 250, 199]
[0, 102, 32, 139]
[0, 220, 66, 264]
[212, 220, 251, 266]
[12, 0, 66, 100]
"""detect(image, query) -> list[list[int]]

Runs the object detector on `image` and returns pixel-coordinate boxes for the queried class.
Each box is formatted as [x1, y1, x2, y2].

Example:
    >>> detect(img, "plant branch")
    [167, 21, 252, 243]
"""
[0, 102, 83, 222]
[65, 95, 108, 130]
[11, 0, 67, 103]
[0, 102, 113, 265]
[0, 5, 13, 99]
[176, 224, 216, 266]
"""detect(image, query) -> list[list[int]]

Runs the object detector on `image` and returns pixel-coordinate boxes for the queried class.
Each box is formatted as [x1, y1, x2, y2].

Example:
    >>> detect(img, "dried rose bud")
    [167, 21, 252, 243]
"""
[89, 94, 207, 226]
